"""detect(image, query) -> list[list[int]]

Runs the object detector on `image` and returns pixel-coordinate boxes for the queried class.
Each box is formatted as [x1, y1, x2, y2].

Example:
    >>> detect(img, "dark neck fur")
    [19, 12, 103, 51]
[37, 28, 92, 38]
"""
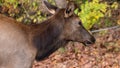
[29, 12, 67, 61]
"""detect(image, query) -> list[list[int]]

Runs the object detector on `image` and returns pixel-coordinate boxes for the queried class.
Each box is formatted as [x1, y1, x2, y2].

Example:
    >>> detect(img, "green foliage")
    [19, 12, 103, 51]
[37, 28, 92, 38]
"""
[59, 47, 66, 53]
[0, 0, 119, 27]
[75, 0, 108, 30]
[17, 0, 47, 24]
[111, 2, 118, 9]
[0, 0, 46, 24]
[75, 0, 118, 29]
[0, 0, 3, 6]
[104, 19, 112, 27]
[48, 0, 55, 5]
[2, 0, 19, 8]
[75, 0, 87, 4]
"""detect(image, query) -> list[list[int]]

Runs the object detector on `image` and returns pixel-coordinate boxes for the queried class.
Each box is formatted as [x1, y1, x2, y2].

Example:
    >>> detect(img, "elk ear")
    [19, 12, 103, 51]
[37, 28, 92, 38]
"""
[64, 2, 75, 18]
[43, 1, 58, 14]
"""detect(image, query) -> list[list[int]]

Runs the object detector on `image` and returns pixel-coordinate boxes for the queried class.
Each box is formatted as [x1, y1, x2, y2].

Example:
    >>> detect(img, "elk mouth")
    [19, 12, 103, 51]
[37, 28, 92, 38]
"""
[82, 40, 95, 46]
[66, 38, 95, 46]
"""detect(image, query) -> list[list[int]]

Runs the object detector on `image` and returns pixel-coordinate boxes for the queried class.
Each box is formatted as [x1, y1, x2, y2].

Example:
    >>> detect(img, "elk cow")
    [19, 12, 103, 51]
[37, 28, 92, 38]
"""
[0, 1, 95, 68]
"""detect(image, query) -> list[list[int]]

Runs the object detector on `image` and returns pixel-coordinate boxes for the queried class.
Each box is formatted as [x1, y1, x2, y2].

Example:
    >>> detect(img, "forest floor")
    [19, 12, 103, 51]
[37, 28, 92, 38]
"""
[32, 28, 120, 68]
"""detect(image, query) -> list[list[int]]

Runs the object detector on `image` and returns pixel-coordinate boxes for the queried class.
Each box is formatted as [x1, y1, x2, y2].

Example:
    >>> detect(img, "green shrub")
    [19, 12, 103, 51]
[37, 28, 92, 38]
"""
[75, 0, 108, 30]
[0, 0, 46, 24]
[1, 0, 19, 9]
[1, 0, 118, 26]
[75, 0, 118, 30]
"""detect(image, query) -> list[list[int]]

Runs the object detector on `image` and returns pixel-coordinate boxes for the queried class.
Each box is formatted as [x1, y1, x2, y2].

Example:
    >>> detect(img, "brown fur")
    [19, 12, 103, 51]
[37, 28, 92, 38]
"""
[0, 2, 95, 68]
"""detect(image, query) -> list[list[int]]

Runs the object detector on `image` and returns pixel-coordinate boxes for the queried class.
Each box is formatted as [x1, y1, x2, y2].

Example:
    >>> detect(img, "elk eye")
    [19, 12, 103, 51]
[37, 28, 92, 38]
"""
[66, 9, 71, 14]
[78, 22, 82, 25]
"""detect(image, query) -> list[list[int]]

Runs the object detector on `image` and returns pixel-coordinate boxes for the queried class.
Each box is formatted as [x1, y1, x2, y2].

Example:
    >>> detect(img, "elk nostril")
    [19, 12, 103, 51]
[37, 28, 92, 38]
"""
[84, 37, 95, 45]
[83, 36, 96, 46]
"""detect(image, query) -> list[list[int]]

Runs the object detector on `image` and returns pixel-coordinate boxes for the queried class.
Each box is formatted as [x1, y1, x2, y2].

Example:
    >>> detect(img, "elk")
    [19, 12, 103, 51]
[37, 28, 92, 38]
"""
[0, 1, 95, 68]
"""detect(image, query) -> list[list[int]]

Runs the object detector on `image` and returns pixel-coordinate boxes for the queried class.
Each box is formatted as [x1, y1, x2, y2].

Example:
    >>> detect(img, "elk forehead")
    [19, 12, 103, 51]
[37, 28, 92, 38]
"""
[65, 14, 81, 24]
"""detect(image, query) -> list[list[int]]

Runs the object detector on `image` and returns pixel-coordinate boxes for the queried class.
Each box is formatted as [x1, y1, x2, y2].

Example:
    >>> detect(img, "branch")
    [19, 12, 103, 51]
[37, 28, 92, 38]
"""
[91, 25, 120, 33]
